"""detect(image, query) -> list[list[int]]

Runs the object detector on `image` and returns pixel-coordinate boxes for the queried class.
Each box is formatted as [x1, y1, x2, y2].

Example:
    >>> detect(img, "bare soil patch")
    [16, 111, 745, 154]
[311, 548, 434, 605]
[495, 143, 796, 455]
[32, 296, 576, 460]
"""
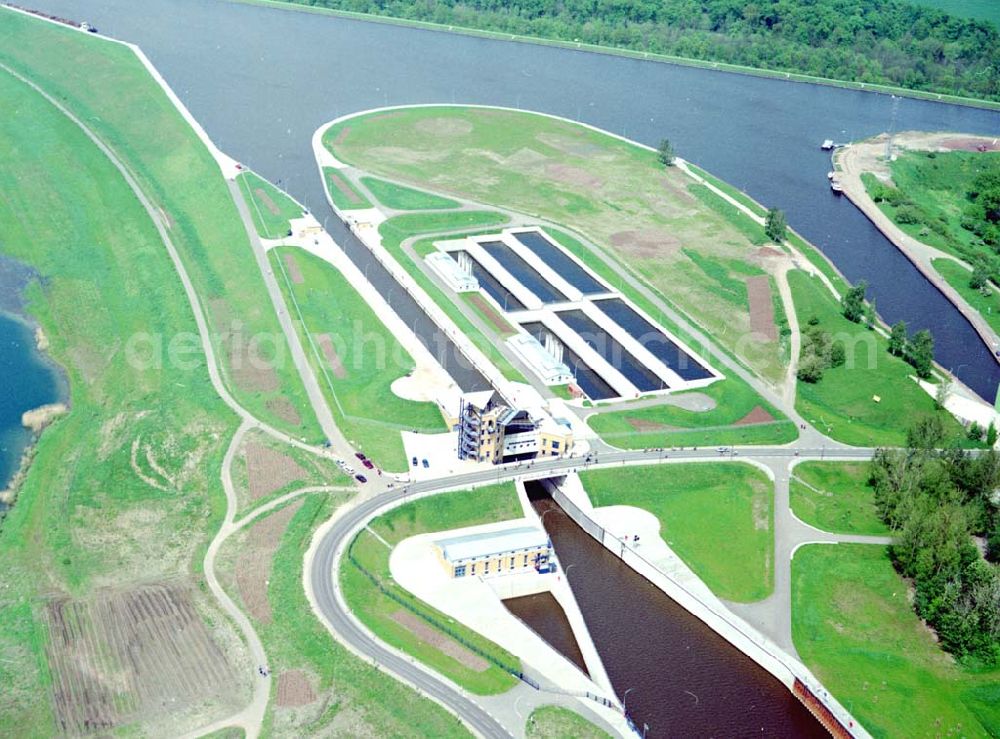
[243, 441, 307, 501]
[254, 187, 281, 216]
[415, 117, 473, 137]
[746, 274, 778, 341]
[467, 293, 513, 335]
[734, 405, 775, 426]
[210, 298, 280, 393]
[327, 171, 363, 206]
[626, 417, 671, 432]
[939, 137, 1000, 152]
[333, 126, 351, 146]
[544, 163, 603, 191]
[755, 246, 784, 260]
[266, 397, 302, 427]
[43, 582, 240, 736]
[536, 132, 605, 157]
[317, 333, 348, 379]
[390, 610, 489, 672]
[283, 253, 304, 284]
[610, 229, 681, 260]
[275, 670, 317, 707]
[236, 499, 305, 624]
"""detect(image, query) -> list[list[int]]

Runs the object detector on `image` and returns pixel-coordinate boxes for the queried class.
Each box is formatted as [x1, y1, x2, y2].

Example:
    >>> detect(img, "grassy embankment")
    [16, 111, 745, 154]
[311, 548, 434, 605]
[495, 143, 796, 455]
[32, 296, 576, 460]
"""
[323, 105, 790, 385]
[323, 167, 373, 210]
[0, 55, 240, 733]
[789, 462, 887, 535]
[789, 270, 967, 447]
[360, 176, 461, 210]
[792, 544, 1000, 738]
[580, 464, 774, 602]
[0, 12, 322, 442]
[236, 170, 304, 239]
[269, 246, 447, 471]
[932, 257, 1000, 337]
[219, 493, 472, 737]
[908, 0, 1000, 29]
[342, 483, 523, 694]
[526, 705, 612, 739]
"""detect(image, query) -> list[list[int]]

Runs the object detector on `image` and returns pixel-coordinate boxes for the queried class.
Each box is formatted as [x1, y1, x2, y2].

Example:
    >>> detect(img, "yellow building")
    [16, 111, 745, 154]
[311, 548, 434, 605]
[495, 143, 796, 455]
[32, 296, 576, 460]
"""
[457, 390, 574, 464]
[435, 526, 554, 579]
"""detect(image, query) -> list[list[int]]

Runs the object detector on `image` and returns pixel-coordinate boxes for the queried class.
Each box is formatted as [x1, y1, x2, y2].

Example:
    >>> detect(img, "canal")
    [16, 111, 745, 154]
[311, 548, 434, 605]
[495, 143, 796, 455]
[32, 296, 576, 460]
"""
[526, 480, 826, 738]
[22, 0, 1000, 399]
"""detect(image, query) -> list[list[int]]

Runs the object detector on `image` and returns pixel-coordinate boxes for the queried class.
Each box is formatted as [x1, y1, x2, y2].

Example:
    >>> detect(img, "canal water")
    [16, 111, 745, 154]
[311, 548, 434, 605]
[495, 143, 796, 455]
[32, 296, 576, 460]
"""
[502, 591, 589, 676]
[526, 480, 826, 738]
[22, 0, 1000, 399]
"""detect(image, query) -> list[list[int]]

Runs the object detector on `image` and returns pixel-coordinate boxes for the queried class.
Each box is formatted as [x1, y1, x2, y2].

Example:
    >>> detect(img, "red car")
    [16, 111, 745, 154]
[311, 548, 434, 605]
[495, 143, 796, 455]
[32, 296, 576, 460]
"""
[355, 452, 367, 461]
[362, 459, 375, 470]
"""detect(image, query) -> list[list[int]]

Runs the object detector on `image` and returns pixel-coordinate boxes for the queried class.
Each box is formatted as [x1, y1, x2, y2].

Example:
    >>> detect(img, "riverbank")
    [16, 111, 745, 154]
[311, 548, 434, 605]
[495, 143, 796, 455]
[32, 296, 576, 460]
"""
[234, 0, 1000, 112]
[834, 133, 1000, 370]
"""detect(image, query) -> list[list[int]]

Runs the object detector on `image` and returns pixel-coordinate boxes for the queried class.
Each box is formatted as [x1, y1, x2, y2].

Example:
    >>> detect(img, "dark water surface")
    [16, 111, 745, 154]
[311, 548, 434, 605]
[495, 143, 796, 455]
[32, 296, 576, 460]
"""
[502, 591, 589, 676]
[17, 0, 1000, 398]
[526, 480, 825, 738]
[0, 313, 62, 489]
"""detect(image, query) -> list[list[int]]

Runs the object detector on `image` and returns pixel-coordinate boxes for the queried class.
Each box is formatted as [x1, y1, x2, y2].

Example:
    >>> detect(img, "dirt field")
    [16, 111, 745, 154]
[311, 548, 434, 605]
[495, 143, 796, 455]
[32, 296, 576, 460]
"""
[390, 610, 489, 672]
[467, 293, 513, 335]
[610, 229, 680, 259]
[266, 397, 302, 427]
[243, 441, 307, 502]
[626, 417, 671, 432]
[734, 405, 775, 425]
[746, 275, 778, 341]
[334, 126, 351, 146]
[327, 171, 363, 206]
[43, 582, 242, 736]
[235, 499, 305, 624]
[210, 298, 281, 393]
[316, 333, 348, 379]
[275, 670, 317, 707]
[283, 253, 304, 284]
[254, 187, 281, 216]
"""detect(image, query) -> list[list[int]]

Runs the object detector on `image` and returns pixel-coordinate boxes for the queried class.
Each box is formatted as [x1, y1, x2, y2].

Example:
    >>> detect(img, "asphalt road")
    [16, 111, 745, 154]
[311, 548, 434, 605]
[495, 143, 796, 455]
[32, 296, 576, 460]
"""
[308, 445, 876, 737]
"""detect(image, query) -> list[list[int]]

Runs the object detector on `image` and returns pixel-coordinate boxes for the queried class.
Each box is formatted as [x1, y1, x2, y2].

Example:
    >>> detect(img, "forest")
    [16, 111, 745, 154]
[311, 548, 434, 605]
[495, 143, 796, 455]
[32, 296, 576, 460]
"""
[293, 0, 1000, 101]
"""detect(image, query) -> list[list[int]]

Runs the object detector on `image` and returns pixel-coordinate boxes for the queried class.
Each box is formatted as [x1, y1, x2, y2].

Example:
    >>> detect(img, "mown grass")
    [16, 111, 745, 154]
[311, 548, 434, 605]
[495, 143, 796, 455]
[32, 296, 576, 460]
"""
[323, 167, 373, 210]
[932, 257, 1000, 337]
[907, 0, 1000, 25]
[789, 462, 888, 535]
[789, 270, 967, 447]
[581, 463, 774, 602]
[526, 705, 612, 739]
[0, 63, 237, 733]
[257, 493, 471, 737]
[375, 215, 531, 384]
[787, 231, 850, 295]
[269, 246, 446, 471]
[686, 162, 769, 218]
[0, 11, 321, 442]
[323, 106, 786, 381]
[236, 171, 303, 239]
[588, 375, 797, 448]
[360, 176, 460, 210]
[792, 544, 1000, 738]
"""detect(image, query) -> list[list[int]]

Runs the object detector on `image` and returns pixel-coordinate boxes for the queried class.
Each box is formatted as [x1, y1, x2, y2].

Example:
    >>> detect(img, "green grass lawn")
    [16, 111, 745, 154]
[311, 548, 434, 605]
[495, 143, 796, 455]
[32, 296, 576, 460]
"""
[588, 376, 798, 448]
[686, 162, 769, 218]
[252, 494, 471, 737]
[342, 482, 523, 695]
[787, 231, 851, 295]
[792, 544, 1000, 738]
[324, 167, 373, 210]
[580, 464, 774, 602]
[933, 257, 1000, 337]
[907, 0, 1000, 26]
[374, 215, 531, 384]
[0, 63, 238, 733]
[269, 246, 446, 471]
[789, 270, 967, 447]
[790, 462, 888, 535]
[323, 106, 787, 382]
[0, 13, 322, 442]
[236, 171, 303, 239]
[526, 705, 612, 739]
[360, 176, 460, 210]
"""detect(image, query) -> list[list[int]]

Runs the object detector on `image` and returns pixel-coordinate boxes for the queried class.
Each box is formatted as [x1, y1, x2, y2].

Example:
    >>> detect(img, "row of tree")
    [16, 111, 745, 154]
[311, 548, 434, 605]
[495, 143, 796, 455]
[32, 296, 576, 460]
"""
[297, 0, 1000, 101]
[870, 418, 1000, 664]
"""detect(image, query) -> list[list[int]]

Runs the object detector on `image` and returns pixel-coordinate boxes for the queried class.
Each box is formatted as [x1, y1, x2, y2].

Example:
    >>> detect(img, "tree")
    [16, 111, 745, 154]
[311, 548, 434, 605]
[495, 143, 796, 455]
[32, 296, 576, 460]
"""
[764, 207, 787, 242]
[657, 138, 675, 166]
[970, 264, 990, 293]
[841, 280, 868, 323]
[908, 329, 935, 379]
[889, 320, 908, 356]
[989, 421, 998, 447]
[935, 378, 952, 410]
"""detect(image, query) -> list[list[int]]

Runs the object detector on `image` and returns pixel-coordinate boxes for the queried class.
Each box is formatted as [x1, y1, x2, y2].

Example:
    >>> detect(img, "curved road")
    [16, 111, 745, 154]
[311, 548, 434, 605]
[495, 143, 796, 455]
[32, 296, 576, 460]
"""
[308, 445, 874, 738]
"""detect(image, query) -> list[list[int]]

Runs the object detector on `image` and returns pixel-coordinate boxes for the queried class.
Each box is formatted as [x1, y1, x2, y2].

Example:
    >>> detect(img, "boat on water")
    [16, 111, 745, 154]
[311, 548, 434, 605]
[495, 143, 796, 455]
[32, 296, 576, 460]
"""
[821, 139, 835, 150]
[827, 171, 835, 180]
[830, 178, 844, 193]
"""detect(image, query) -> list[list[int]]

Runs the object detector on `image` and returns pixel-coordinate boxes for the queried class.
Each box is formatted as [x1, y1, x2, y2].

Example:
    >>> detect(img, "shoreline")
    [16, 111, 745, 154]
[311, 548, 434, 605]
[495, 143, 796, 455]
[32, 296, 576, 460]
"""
[834, 134, 1000, 371]
[232, 0, 1000, 112]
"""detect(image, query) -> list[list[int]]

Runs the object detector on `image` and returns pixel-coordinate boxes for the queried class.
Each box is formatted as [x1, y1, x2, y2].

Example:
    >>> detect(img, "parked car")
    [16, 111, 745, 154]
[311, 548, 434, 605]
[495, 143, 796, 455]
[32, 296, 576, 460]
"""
[355, 452, 367, 461]
[421, 458, 429, 468]
[355, 474, 367, 483]
[411, 456, 418, 467]
[362, 459, 374, 470]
